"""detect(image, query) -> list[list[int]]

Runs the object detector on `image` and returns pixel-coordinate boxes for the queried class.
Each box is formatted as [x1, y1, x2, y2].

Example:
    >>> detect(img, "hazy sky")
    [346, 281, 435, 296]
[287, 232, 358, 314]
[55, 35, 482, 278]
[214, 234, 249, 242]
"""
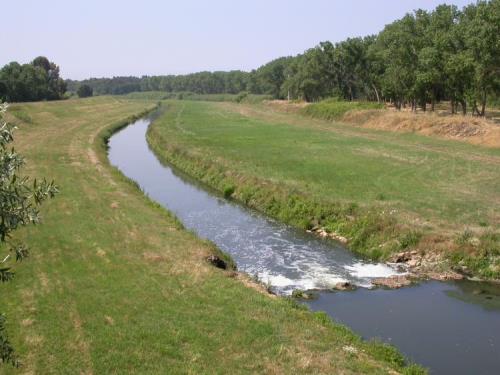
[2, 0, 475, 80]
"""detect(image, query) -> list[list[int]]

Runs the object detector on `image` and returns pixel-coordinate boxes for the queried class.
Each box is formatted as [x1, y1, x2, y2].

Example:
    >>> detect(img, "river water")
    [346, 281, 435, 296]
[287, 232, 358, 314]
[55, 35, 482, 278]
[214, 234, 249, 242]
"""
[108, 113, 500, 374]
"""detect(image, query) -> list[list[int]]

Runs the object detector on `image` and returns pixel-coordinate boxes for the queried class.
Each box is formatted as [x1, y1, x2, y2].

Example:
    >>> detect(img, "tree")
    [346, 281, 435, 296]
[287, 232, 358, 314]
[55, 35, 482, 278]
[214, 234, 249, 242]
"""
[0, 57, 66, 102]
[460, 0, 500, 115]
[0, 103, 58, 366]
[31, 56, 66, 100]
[77, 84, 93, 98]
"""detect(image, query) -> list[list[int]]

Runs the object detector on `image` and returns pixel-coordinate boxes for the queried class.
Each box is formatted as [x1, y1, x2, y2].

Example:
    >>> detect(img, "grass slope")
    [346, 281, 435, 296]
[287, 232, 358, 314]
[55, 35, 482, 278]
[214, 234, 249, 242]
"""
[147, 100, 500, 278]
[0, 97, 421, 374]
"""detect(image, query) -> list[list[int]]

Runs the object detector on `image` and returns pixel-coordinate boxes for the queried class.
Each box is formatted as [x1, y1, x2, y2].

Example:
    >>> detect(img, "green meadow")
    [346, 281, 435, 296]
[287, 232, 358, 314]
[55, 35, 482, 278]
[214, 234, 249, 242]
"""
[0, 97, 422, 374]
[147, 100, 500, 276]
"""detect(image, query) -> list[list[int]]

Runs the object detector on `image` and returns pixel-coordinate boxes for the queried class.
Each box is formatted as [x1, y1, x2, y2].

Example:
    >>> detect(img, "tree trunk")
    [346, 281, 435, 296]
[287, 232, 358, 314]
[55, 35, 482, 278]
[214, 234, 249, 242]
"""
[451, 99, 455, 114]
[431, 98, 435, 112]
[480, 90, 486, 117]
[372, 84, 380, 103]
[460, 100, 467, 115]
[472, 101, 479, 116]
[422, 102, 426, 112]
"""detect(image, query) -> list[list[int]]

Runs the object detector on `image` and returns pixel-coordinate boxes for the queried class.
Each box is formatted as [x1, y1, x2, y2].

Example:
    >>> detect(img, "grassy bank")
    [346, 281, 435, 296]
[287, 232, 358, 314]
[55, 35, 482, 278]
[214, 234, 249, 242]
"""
[300, 99, 384, 120]
[0, 97, 421, 374]
[147, 100, 500, 279]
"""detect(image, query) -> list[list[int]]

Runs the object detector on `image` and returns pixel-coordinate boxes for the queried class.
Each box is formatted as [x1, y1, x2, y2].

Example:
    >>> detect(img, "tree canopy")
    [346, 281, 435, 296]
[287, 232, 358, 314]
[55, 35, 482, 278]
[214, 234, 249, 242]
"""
[0, 57, 66, 102]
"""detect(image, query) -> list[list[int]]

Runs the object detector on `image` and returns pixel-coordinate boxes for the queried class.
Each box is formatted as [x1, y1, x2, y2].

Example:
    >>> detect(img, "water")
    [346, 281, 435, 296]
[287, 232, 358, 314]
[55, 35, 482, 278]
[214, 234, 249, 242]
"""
[308, 281, 500, 375]
[108, 113, 500, 374]
[108, 115, 400, 295]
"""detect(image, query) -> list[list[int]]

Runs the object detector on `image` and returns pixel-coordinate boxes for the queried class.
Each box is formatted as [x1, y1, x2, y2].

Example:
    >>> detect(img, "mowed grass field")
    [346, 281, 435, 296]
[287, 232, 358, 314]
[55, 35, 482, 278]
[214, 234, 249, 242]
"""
[148, 100, 500, 275]
[0, 97, 419, 374]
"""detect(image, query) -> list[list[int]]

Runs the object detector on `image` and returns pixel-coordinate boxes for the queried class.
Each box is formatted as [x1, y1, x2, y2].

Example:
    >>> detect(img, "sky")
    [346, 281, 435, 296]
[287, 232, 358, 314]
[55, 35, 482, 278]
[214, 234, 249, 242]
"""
[2, 0, 476, 80]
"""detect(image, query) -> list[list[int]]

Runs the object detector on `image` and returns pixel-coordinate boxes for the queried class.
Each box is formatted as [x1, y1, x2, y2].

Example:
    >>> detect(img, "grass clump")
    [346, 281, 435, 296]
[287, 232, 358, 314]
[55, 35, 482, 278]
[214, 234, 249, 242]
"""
[449, 231, 500, 279]
[223, 184, 236, 198]
[8, 105, 33, 124]
[300, 98, 384, 121]
[399, 231, 422, 250]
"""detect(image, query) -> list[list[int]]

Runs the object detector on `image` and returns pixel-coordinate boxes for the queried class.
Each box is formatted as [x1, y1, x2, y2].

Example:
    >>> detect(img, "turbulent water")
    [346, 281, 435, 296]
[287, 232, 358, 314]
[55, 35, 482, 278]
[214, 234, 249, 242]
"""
[108, 113, 500, 374]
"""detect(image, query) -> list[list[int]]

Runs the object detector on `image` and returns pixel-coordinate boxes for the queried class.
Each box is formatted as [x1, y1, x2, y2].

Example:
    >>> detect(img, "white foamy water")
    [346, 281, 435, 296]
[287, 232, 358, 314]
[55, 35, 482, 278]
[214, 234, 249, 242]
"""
[345, 262, 402, 278]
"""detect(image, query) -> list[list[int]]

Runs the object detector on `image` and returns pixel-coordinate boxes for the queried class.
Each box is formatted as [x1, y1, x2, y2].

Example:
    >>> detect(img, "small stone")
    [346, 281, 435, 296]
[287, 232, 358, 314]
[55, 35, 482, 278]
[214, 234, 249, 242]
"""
[318, 230, 328, 238]
[334, 281, 354, 291]
[392, 252, 411, 263]
[426, 271, 464, 281]
[372, 275, 412, 289]
[206, 254, 228, 270]
[407, 258, 421, 267]
[331, 233, 348, 243]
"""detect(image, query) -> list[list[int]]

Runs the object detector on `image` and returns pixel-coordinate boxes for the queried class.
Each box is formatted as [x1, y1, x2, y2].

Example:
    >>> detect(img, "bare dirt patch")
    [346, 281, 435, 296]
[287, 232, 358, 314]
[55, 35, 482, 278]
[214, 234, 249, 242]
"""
[234, 273, 277, 298]
[263, 100, 310, 113]
[143, 252, 169, 262]
[343, 110, 500, 148]
[69, 309, 94, 375]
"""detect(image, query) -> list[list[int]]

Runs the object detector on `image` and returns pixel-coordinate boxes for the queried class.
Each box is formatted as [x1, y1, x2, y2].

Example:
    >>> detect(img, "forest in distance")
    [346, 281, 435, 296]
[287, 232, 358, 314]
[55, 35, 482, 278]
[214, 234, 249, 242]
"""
[63, 1, 499, 116]
[2, 2, 498, 116]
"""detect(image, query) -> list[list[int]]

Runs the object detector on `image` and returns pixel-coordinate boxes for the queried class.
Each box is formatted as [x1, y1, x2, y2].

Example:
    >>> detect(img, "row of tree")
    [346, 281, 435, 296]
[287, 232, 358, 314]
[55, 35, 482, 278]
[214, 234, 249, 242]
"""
[5, 2, 497, 114]
[0, 57, 66, 102]
[277, 0, 499, 115]
[67, 2, 498, 115]
[65, 70, 250, 96]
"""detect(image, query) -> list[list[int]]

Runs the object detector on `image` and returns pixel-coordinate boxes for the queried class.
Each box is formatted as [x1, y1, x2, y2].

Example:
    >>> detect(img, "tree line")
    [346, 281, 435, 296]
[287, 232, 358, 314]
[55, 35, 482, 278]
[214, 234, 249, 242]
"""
[3, 2, 498, 115]
[271, 0, 498, 115]
[0, 57, 66, 102]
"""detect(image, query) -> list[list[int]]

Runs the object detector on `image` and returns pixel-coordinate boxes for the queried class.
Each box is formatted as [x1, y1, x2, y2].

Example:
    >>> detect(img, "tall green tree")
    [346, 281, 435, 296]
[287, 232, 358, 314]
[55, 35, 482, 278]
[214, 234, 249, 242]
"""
[31, 56, 66, 100]
[77, 84, 93, 98]
[460, 0, 500, 115]
[0, 57, 66, 102]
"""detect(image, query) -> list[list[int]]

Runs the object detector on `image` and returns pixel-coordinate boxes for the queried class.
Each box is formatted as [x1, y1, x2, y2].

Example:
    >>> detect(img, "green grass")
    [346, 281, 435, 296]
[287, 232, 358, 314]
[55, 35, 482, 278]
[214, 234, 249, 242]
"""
[125, 91, 272, 103]
[124, 91, 178, 100]
[301, 99, 384, 120]
[147, 100, 500, 277]
[176, 92, 271, 103]
[8, 105, 33, 124]
[0, 96, 422, 374]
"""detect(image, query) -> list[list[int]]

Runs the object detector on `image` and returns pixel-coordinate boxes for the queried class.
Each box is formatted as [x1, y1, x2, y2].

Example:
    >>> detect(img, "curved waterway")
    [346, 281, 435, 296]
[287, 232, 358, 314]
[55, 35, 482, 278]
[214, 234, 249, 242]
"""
[108, 113, 500, 374]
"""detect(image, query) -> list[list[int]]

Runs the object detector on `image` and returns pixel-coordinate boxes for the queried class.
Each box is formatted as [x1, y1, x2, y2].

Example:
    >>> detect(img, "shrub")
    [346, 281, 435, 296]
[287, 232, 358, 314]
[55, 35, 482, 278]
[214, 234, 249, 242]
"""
[399, 231, 422, 250]
[77, 84, 93, 98]
[235, 91, 248, 103]
[455, 229, 473, 245]
[300, 99, 384, 121]
[223, 185, 235, 198]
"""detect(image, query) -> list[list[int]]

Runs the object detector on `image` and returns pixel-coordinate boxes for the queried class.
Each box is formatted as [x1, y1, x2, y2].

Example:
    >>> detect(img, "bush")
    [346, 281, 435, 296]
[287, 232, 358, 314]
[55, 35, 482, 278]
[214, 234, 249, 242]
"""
[455, 229, 473, 245]
[77, 84, 93, 98]
[223, 185, 235, 198]
[399, 231, 422, 250]
[300, 99, 384, 121]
